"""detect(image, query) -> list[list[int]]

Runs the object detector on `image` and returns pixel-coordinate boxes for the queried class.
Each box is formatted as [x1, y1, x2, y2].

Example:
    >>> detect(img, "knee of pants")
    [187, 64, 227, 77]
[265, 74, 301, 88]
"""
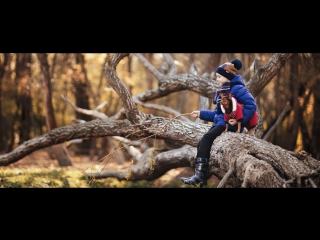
[202, 133, 216, 142]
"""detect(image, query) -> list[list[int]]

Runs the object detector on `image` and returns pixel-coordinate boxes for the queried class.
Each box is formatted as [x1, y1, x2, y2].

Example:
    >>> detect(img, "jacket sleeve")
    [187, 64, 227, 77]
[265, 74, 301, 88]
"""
[232, 86, 257, 125]
[200, 105, 218, 122]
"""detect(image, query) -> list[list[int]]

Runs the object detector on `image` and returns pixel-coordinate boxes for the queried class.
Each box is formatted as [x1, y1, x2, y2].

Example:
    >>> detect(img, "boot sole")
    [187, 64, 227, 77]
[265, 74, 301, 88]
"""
[181, 178, 207, 187]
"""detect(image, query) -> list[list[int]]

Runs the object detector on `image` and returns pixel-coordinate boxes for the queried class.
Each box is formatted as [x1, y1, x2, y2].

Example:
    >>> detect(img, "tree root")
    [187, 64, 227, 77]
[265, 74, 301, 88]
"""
[283, 171, 320, 188]
[217, 166, 235, 188]
[308, 178, 317, 188]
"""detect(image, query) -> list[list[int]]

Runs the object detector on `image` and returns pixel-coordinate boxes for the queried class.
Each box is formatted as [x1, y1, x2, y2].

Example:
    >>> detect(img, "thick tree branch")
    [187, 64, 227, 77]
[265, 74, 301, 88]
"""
[246, 53, 293, 98]
[105, 53, 150, 124]
[163, 53, 177, 75]
[0, 117, 208, 166]
[84, 145, 195, 181]
[134, 53, 165, 80]
[61, 94, 108, 119]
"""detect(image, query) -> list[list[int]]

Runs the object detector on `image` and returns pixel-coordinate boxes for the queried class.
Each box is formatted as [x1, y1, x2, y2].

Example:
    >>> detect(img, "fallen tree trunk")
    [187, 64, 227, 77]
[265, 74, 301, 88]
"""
[83, 131, 320, 188]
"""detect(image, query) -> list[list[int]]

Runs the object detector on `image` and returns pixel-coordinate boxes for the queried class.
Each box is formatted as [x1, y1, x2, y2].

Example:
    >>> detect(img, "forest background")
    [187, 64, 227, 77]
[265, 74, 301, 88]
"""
[0, 53, 318, 188]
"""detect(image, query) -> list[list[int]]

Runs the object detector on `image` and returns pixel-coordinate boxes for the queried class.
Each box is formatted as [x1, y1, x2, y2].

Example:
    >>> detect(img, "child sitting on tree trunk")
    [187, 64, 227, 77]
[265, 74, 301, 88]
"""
[219, 82, 258, 135]
[180, 58, 257, 187]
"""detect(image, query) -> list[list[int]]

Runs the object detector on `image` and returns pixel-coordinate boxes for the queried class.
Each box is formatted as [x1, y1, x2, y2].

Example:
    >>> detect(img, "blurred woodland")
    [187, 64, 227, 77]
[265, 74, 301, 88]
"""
[0, 53, 319, 188]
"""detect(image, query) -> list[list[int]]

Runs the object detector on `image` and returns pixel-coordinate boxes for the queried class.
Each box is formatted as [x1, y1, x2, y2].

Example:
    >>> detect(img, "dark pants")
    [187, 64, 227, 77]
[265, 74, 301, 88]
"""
[196, 125, 225, 158]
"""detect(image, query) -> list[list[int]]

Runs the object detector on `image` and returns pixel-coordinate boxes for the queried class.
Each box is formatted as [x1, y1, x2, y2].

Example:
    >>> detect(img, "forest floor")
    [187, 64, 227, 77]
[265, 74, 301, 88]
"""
[1, 149, 222, 188]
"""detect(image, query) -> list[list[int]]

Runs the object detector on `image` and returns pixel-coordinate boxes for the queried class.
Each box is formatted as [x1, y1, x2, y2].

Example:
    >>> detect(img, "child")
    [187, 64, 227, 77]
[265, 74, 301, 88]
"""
[180, 58, 257, 187]
[219, 82, 258, 135]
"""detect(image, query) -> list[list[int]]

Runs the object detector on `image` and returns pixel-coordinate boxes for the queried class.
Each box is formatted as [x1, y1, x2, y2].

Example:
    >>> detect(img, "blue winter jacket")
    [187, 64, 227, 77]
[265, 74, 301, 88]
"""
[199, 75, 256, 132]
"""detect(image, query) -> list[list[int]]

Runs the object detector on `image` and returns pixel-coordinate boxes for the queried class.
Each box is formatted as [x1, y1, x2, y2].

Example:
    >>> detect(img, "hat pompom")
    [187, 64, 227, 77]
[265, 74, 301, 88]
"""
[230, 58, 243, 70]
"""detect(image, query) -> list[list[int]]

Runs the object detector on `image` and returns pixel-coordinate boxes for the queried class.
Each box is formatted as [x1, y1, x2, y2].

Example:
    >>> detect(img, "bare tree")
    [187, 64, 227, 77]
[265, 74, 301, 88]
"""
[15, 53, 32, 144]
[0, 53, 11, 153]
[1, 53, 319, 188]
[37, 53, 73, 166]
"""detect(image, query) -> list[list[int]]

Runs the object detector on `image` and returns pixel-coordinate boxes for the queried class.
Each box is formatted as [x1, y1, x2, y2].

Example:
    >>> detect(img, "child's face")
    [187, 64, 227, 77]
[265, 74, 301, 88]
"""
[216, 73, 229, 86]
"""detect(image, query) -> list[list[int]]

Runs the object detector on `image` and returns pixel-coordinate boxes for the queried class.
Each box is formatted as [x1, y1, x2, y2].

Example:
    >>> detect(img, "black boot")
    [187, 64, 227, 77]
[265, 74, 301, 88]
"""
[180, 158, 209, 187]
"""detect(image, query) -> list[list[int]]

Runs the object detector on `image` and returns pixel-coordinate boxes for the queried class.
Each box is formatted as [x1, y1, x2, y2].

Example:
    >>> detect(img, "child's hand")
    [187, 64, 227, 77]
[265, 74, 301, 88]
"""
[191, 110, 200, 118]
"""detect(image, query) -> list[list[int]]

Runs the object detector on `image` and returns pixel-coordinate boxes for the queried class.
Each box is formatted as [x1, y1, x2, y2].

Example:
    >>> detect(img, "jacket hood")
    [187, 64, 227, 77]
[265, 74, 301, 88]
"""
[230, 75, 245, 87]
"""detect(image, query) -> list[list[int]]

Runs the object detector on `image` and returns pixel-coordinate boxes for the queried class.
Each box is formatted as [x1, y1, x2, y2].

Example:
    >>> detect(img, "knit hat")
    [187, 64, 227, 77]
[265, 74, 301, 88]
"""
[220, 82, 230, 97]
[212, 82, 231, 104]
[215, 58, 243, 80]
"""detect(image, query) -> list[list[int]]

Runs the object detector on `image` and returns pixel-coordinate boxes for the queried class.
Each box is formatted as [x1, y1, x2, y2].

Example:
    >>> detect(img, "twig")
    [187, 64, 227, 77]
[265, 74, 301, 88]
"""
[283, 178, 295, 188]
[159, 113, 192, 132]
[263, 102, 291, 141]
